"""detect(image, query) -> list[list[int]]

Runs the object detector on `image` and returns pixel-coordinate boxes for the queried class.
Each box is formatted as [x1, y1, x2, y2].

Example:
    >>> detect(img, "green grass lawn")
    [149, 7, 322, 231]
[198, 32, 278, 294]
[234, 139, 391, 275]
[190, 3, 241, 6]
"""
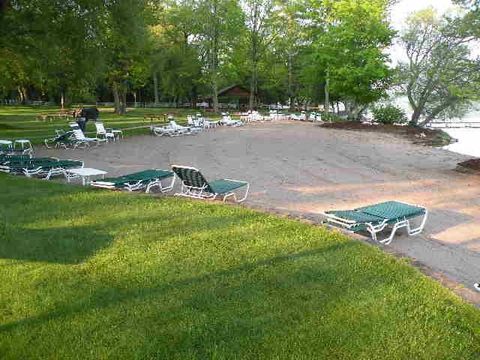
[0, 106, 220, 144]
[0, 174, 479, 359]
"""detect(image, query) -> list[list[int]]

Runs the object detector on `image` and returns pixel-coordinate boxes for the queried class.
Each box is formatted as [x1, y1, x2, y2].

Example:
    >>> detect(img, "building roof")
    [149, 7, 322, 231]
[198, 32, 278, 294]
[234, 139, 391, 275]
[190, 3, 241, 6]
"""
[217, 85, 251, 98]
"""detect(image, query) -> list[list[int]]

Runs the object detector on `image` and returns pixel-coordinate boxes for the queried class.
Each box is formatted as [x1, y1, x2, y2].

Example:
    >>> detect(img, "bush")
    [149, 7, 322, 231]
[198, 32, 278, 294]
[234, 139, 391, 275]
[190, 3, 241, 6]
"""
[321, 112, 345, 122]
[372, 105, 407, 125]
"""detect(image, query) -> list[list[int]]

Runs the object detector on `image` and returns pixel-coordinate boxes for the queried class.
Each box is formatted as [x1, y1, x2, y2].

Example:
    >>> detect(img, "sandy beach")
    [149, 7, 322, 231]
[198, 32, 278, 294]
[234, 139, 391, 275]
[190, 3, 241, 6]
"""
[38, 121, 480, 304]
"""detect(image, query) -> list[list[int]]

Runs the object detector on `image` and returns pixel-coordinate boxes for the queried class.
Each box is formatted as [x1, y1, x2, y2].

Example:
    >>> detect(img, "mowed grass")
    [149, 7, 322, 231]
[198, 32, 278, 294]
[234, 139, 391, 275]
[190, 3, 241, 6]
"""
[0, 106, 220, 144]
[0, 174, 479, 359]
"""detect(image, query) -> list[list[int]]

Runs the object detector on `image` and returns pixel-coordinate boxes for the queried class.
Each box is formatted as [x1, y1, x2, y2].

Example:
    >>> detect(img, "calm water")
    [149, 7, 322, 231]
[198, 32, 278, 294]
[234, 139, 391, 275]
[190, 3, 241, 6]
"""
[443, 128, 480, 157]
[393, 97, 480, 158]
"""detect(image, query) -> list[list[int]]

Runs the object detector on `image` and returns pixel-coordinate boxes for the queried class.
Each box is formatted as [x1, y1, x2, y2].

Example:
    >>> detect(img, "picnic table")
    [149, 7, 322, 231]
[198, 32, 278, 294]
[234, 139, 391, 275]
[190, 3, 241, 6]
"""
[36, 112, 74, 122]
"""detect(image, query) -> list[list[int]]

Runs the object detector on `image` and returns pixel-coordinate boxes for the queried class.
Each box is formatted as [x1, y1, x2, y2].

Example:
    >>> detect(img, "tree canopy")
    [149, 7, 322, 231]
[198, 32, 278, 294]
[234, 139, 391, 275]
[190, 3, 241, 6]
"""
[9, 0, 478, 124]
[397, 8, 480, 125]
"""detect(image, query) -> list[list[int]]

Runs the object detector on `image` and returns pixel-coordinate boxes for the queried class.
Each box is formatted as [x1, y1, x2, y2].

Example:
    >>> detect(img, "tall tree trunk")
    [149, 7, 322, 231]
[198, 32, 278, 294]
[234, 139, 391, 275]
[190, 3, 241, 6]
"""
[112, 82, 126, 115]
[112, 82, 122, 114]
[60, 90, 65, 110]
[121, 89, 127, 114]
[410, 107, 422, 125]
[324, 70, 330, 117]
[153, 71, 159, 105]
[212, 80, 219, 113]
[288, 52, 294, 111]
[17, 87, 24, 103]
[249, 69, 256, 110]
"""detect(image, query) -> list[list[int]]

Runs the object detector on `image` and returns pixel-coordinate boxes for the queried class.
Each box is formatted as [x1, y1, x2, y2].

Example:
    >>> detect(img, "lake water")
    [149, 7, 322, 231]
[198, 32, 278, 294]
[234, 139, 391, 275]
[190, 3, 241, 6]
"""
[438, 108, 480, 158]
[393, 97, 480, 158]
[443, 128, 480, 157]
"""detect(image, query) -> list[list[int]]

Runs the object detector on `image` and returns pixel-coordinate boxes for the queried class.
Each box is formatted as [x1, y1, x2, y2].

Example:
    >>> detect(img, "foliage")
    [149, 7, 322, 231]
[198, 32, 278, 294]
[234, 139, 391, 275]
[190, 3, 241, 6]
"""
[321, 112, 345, 122]
[0, 0, 395, 113]
[103, 0, 152, 114]
[372, 104, 407, 125]
[0, 174, 479, 358]
[397, 8, 480, 125]
[300, 0, 394, 119]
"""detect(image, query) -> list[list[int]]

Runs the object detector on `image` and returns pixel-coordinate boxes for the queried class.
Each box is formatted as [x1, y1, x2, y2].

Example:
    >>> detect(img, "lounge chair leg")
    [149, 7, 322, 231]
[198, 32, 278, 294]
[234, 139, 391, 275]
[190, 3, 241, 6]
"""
[407, 210, 428, 236]
[376, 220, 408, 245]
[221, 183, 250, 203]
[237, 183, 250, 203]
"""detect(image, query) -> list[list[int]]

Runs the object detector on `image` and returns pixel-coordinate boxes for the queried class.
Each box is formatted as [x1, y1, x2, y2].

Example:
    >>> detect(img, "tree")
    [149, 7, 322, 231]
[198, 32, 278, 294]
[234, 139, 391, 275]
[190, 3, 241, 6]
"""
[300, 0, 394, 119]
[193, 0, 244, 112]
[104, 0, 151, 114]
[150, 1, 202, 106]
[242, 0, 275, 109]
[398, 8, 480, 125]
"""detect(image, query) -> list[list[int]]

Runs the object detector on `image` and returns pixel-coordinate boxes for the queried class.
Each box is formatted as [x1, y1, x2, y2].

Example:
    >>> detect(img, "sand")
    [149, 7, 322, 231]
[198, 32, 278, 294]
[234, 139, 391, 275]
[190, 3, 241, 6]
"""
[37, 121, 480, 304]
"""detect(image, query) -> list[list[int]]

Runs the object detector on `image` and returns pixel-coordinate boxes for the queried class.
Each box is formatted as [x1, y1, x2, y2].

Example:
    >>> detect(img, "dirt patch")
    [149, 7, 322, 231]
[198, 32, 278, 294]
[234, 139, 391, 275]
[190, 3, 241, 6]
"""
[458, 158, 480, 172]
[321, 122, 453, 146]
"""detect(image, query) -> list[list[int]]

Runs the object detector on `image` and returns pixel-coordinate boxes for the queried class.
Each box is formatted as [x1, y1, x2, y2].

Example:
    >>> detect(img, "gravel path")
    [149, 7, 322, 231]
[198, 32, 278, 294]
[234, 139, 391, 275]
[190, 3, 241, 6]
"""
[38, 121, 480, 304]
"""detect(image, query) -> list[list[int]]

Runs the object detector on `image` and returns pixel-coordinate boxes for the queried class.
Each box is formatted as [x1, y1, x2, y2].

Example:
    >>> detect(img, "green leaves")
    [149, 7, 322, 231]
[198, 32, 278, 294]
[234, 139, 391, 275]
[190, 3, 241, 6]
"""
[399, 9, 480, 124]
[1, 0, 395, 112]
[300, 0, 394, 117]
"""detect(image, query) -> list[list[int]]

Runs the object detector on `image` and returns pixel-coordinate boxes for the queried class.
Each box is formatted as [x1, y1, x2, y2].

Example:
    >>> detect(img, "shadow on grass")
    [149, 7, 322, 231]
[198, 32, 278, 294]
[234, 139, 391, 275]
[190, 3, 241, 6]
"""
[0, 208, 253, 264]
[0, 241, 354, 334]
[0, 176, 260, 264]
[0, 223, 114, 264]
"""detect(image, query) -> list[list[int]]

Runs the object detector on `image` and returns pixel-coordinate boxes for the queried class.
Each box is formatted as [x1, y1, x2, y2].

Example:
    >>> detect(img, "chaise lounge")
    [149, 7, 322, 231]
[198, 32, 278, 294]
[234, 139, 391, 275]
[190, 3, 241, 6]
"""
[1, 157, 84, 179]
[44, 130, 75, 149]
[171, 165, 249, 203]
[69, 123, 106, 148]
[90, 169, 175, 193]
[322, 200, 428, 245]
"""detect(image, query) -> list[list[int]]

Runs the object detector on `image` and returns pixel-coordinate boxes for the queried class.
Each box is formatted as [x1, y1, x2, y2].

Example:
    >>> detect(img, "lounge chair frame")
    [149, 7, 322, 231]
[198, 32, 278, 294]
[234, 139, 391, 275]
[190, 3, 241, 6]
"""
[91, 170, 175, 193]
[322, 201, 428, 245]
[6, 159, 84, 180]
[172, 165, 249, 203]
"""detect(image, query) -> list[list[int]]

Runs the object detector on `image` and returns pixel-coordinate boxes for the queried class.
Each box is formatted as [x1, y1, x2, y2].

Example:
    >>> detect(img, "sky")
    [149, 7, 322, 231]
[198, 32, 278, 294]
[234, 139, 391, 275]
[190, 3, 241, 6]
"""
[388, 0, 459, 64]
[390, 0, 455, 30]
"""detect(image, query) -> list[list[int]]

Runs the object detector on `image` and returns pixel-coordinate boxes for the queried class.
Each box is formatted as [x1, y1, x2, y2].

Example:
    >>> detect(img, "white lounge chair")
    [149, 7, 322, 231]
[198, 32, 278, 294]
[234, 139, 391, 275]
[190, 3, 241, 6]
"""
[290, 111, 307, 121]
[151, 124, 178, 137]
[220, 114, 243, 127]
[69, 124, 106, 148]
[169, 120, 199, 134]
[247, 110, 264, 122]
[95, 122, 117, 141]
[187, 116, 204, 132]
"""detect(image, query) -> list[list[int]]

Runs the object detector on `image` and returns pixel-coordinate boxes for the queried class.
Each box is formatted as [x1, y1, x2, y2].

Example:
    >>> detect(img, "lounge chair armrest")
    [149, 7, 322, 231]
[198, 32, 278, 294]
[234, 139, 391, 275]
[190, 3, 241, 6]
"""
[320, 212, 359, 225]
[223, 178, 249, 185]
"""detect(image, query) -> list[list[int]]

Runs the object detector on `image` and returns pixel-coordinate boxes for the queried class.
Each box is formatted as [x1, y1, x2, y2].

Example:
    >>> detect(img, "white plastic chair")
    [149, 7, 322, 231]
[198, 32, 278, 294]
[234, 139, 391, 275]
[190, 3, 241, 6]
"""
[71, 127, 105, 148]
[13, 139, 34, 156]
[95, 122, 116, 142]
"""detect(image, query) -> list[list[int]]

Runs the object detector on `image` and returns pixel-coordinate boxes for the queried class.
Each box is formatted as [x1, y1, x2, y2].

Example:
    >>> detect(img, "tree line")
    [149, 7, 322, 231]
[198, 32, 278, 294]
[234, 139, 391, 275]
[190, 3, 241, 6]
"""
[1, 0, 479, 124]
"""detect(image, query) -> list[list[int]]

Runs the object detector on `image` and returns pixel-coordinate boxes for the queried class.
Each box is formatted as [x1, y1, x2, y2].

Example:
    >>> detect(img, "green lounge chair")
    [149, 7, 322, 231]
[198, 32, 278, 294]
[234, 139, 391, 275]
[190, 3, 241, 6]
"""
[4, 158, 83, 179]
[0, 154, 32, 165]
[323, 200, 428, 245]
[0, 157, 58, 173]
[44, 130, 75, 149]
[90, 169, 175, 193]
[171, 165, 249, 203]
